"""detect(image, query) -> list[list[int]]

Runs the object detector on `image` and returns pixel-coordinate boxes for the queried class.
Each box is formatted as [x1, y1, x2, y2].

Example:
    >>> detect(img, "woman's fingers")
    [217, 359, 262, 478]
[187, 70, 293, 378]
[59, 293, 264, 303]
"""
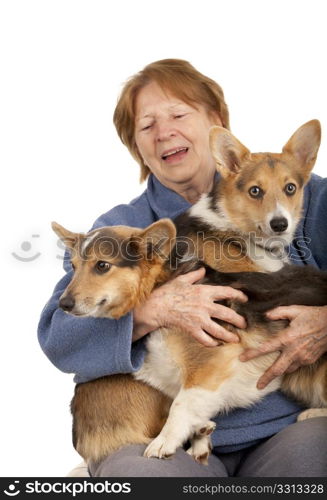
[256, 354, 288, 389]
[177, 267, 206, 284]
[178, 270, 248, 303]
[239, 336, 283, 361]
[190, 329, 221, 347]
[154, 270, 249, 346]
[203, 319, 240, 343]
[255, 346, 302, 389]
[266, 305, 299, 321]
[210, 285, 248, 303]
[285, 361, 301, 373]
[211, 303, 246, 330]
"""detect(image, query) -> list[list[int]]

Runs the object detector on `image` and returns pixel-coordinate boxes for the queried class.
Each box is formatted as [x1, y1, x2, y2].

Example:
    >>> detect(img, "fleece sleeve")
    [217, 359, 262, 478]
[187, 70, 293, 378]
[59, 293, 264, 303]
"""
[37, 204, 148, 384]
[304, 174, 327, 270]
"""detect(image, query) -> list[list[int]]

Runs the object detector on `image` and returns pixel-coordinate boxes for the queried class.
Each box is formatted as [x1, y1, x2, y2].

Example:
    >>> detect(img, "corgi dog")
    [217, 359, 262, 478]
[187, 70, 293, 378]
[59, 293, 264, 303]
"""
[173, 119, 321, 274]
[52, 120, 326, 465]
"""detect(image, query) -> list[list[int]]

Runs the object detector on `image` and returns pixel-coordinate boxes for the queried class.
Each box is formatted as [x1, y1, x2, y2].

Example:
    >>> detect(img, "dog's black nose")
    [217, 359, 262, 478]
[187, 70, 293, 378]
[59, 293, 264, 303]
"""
[270, 217, 288, 233]
[59, 294, 75, 312]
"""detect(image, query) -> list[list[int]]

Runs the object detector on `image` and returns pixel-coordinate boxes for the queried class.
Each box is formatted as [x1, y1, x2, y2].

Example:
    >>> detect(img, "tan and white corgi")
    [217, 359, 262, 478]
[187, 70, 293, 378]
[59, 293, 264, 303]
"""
[173, 119, 321, 273]
[52, 119, 326, 465]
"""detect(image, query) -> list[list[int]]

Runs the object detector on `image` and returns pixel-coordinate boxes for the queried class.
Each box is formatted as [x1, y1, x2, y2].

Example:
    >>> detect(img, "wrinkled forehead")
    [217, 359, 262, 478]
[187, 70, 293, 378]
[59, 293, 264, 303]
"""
[236, 154, 305, 190]
[135, 81, 199, 121]
[75, 226, 143, 265]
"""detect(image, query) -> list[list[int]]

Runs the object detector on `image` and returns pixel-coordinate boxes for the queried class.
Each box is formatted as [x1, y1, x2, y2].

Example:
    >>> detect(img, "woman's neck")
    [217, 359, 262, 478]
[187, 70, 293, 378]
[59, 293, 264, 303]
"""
[170, 171, 215, 204]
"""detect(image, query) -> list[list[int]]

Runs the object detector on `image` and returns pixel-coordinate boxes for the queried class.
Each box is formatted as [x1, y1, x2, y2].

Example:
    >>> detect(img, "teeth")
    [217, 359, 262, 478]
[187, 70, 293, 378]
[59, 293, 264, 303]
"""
[162, 147, 187, 159]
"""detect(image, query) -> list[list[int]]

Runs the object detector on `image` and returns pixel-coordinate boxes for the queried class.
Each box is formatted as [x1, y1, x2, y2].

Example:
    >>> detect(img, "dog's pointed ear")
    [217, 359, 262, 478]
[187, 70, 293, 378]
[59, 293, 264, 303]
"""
[139, 219, 176, 260]
[209, 126, 251, 178]
[51, 222, 81, 250]
[282, 120, 321, 175]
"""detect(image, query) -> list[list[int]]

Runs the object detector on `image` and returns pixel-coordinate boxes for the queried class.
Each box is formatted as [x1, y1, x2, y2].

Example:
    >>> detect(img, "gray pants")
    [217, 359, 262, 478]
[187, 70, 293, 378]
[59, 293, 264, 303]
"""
[89, 417, 327, 477]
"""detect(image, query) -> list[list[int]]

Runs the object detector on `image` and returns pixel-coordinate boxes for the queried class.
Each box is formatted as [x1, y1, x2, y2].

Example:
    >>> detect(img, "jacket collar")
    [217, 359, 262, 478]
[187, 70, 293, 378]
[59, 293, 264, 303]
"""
[145, 174, 191, 220]
[145, 172, 221, 220]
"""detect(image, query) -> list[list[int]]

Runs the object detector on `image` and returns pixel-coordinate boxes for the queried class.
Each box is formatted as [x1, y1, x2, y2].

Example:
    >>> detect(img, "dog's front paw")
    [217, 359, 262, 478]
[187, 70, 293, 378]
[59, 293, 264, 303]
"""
[195, 421, 216, 437]
[186, 435, 212, 465]
[185, 421, 215, 465]
[297, 408, 327, 421]
[143, 435, 177, 459]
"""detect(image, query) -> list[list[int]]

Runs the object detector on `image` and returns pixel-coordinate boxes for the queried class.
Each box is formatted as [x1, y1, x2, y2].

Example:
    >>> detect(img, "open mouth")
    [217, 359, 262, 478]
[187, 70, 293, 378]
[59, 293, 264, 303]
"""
[161, 147, 189, 161]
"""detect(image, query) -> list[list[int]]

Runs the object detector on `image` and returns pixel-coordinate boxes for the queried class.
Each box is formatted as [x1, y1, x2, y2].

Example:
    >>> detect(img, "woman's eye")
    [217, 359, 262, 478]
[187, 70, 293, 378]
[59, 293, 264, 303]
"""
[285, 183, 297, 195]
[95, 261, 111, 274]
[174, 114, 185, 119]
[141, 124, 153, 131]
[248, 186, 263, 198]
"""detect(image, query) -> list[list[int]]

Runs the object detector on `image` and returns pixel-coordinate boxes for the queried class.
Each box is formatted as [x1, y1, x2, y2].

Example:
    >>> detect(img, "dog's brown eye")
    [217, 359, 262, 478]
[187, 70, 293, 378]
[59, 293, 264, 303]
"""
[285, 183, 296, 195]
[95, 261, 111, 274]
[249, 186, 263, 198]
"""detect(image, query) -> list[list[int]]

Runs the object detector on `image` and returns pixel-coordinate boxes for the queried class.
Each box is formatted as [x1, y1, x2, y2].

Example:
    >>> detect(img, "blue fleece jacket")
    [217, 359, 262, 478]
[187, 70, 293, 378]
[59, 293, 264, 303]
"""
[38, 172, 327, 453]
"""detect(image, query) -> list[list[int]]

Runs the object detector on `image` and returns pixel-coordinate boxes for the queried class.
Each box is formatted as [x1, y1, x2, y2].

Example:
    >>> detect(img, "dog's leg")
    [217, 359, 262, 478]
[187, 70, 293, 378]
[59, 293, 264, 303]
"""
[143, 387, 220, 460]
[297, 408, 327, 421]
[186, 435, 212, 465]
[143, 355, 281, 461]
[186, 421, 216, 464]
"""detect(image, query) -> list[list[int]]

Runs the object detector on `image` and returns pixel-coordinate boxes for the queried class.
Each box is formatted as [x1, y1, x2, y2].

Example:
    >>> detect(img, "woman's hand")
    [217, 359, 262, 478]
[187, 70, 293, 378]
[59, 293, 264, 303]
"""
[133, 267, 248, 346]
[240, 305, 327, 389]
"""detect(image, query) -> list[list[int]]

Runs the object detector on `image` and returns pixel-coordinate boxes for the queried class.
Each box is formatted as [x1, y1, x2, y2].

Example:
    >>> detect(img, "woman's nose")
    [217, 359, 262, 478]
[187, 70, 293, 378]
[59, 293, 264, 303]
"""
[156, 119, 176, 141]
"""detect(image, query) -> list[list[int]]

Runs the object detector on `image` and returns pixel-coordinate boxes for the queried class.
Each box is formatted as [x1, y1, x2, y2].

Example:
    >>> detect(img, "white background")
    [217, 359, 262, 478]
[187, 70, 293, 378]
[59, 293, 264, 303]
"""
[1, 0, 326, 477]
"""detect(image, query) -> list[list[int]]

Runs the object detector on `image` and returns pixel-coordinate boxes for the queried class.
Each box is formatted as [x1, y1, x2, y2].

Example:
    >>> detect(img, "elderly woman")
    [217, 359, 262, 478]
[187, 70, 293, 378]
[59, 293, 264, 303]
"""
[38, 59, 327, 477]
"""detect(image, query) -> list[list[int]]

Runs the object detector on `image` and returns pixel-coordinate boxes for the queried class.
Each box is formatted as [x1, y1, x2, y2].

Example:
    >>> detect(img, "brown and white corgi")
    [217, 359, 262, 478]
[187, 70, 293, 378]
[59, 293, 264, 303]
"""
[173, 119, 321, 273]
[52, 119, 326, 465]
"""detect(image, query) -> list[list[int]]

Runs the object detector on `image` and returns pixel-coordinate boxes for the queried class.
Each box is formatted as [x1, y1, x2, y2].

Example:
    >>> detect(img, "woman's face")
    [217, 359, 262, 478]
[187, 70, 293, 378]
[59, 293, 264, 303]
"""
[134, 81, 222, 189]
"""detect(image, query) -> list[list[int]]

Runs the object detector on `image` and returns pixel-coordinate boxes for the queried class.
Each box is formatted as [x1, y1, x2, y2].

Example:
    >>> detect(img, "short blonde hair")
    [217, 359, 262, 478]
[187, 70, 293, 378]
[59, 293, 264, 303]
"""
[113, 59, 230, 182]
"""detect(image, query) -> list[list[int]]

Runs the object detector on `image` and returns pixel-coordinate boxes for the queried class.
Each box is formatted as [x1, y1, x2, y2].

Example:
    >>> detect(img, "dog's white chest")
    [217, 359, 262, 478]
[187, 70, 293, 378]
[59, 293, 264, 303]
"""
[133, 329, 182, 399]
[246, 239, 288, 272]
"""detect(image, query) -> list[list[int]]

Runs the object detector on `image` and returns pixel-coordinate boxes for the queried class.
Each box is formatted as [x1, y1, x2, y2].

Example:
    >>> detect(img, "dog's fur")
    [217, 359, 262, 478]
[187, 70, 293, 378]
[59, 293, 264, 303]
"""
[53, 120, 327, 464]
